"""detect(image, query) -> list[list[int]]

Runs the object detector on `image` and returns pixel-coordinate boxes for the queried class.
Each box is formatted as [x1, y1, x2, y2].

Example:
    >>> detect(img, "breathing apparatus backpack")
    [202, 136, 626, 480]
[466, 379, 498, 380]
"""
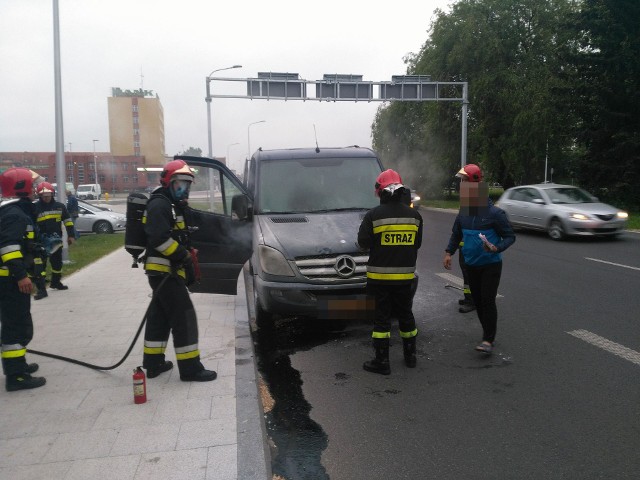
[124, 192, 150, 267]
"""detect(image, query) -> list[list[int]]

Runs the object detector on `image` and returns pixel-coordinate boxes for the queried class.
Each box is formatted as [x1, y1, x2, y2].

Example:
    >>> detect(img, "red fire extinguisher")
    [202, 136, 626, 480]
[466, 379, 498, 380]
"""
[133, 366, 147, 404]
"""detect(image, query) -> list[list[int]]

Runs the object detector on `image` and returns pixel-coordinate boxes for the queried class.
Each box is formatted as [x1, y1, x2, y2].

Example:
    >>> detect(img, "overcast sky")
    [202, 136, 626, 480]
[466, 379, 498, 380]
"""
[0, 0, 451, 171]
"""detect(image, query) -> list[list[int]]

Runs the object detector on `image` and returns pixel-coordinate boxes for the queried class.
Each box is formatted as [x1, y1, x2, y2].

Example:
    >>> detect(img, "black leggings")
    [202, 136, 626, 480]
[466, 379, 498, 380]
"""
[466, 262, 502, 343]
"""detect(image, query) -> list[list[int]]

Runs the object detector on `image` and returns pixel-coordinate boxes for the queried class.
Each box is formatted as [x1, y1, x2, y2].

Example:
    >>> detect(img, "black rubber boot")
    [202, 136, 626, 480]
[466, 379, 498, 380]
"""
[146, 361, 173, 379]
[402, 336, 417, 368]
[363, 338, 391, 375]
[6, 374, 46, 392]
[34, 278, 48, 300]
[180, 369, 217, 382]
[26, 363, 39, 374]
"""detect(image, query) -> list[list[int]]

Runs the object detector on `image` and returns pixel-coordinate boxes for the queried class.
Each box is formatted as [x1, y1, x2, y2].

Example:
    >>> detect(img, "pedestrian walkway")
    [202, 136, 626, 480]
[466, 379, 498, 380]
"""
[0, 247, 269, 480]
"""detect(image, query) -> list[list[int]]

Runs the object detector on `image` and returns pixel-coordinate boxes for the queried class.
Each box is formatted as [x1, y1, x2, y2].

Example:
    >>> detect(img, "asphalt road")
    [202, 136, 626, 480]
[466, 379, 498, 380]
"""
[256, 208, 640, 480]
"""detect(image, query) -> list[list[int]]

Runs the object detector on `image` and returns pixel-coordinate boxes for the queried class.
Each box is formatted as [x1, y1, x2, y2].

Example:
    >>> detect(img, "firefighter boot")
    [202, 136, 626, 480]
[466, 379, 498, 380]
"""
[363, 338, 391, 375]
[459, 294, 475, 313]
[6, 373, 46, 392]
[146, 361, 173, 379]
[403, 336, 417, 368]
[34, 278, 48, 300]
[50, 273, 68, 290]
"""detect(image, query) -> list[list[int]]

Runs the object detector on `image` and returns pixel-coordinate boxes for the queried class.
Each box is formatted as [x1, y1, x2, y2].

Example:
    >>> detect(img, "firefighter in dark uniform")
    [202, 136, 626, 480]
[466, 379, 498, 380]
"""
[0, 168, 47, 391]
[358, 169, 423, 375]
[33, 182, 75, 292]
[142, 159, 217, 382]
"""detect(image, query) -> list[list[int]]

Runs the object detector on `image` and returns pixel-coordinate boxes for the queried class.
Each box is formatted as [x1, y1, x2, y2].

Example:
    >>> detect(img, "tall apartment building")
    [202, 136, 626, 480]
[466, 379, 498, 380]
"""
[108, 88, 166, 166]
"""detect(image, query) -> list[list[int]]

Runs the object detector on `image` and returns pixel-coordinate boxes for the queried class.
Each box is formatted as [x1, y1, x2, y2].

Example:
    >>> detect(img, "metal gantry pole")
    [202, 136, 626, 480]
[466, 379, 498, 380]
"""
[205, 65, 241, 159]
[460, 82, 468, 168]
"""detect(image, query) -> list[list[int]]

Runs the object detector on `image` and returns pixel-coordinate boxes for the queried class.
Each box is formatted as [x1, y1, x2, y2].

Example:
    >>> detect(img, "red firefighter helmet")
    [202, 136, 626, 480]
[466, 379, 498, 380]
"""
[0, 167, 35, 198]
[374, 169, 403, 197]
[36, 181, 55, 195]
[456, 163, 483, 182]
[160, 160, 194, 188]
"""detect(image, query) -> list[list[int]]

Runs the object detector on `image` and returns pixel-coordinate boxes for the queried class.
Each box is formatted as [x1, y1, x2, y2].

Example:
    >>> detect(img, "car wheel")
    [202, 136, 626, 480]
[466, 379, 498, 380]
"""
[548, 218, 566, 241]
[93, 220, 114, 234]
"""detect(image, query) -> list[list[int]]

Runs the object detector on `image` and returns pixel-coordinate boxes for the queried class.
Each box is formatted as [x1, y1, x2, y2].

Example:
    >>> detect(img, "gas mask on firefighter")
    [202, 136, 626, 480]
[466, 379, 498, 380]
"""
[170, 178, 192, 202]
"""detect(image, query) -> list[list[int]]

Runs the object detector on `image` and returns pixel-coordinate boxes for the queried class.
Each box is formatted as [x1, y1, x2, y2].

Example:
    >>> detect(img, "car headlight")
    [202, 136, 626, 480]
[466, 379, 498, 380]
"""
[617, 211, 629, 219]
[570, 213, 589, 220]
[413, 195, 421, 201]
[258, 245, 295, 276]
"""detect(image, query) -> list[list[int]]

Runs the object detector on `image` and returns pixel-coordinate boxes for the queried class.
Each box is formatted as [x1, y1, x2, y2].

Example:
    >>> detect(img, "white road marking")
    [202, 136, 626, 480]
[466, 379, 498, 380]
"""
[435, 272, 503, 298]
[585, 257, 640, 271]
[567, 329, 640, 366]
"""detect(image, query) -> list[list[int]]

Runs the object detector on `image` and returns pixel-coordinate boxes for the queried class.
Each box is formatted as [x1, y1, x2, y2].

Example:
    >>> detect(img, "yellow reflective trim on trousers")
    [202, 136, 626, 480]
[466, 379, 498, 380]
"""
[372, 331, 391, 339]
[176, 349, 200, 360]
[51, 268, 62, 274]
[399, 329, 418, 338]
[367, 272, 415, 281]
[144, 347, 166, 355]
[0, 269, 10, 277]
[145, 264, 186, 278]
[1, 348, 27, 358]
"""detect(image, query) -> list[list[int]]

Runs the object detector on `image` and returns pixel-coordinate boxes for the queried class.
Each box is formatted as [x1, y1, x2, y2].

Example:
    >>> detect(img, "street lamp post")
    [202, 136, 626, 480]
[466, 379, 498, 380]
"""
[247, 120, 266, 158]
[92, 139, 99, 184]
[206, 64, 242, 158]
[226, 142, 240, 169]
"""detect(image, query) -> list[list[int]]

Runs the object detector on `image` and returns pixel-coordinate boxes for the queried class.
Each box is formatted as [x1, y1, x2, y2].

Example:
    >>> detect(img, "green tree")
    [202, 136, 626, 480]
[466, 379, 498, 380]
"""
[177, 146, 202, 157]
[562, 0, 640, 208]
[373, 0, 578, 193]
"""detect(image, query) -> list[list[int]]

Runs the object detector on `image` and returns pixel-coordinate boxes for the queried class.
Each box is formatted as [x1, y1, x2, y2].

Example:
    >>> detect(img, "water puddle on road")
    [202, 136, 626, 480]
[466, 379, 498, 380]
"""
[252, 317, 354, 480]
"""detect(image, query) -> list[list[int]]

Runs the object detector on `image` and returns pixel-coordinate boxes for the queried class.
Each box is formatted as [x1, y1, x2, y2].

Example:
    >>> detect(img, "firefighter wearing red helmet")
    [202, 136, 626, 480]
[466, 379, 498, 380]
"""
[443, 163, 515, 354]
[32, 181, 76, 293]
[141, 159, 217, 382]
[357, 169, 423, 375]
[0, 168, 47, 391]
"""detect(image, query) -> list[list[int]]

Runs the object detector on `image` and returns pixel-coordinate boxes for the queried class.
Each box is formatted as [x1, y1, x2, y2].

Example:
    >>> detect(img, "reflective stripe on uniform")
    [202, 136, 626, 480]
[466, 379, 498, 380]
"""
[175, 344, 199, 360]
[37, 212, 62, 222]
[372, 331, 391, 339]
[1, 344, 27, 359]
[399, 328, 418, 339]
[372, 217, 421, 228]
[144, 256, 186, 278]
[366, 265, 415, 281]
[0, 245, 23, 263]
[156, 238, 179, 256]
[0, 268, 9, 276]
[175, 215, 186, 230]
[64, 219, 74, 227]
[144, 340, 168, 355]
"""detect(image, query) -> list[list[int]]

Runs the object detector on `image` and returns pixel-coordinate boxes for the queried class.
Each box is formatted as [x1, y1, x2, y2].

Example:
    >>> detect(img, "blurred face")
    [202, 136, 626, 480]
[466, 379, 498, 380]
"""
[40, 192, 53, 203]
[460, 181, 489, 215]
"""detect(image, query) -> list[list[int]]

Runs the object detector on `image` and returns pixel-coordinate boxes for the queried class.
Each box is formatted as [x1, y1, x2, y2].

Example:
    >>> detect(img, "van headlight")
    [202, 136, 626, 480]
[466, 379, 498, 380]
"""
[258, 245, 295, 276]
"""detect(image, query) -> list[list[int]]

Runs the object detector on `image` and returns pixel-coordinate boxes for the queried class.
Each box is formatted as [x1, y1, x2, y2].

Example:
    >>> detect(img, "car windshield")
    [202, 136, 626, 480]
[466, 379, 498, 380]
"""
[546, 187, 595, 204]
[257, 157, 381, 213]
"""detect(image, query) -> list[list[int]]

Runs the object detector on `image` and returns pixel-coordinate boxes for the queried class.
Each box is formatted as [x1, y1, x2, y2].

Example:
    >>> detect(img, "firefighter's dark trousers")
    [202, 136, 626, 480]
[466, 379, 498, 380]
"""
[44, 248, 63, 284]
[367, 282, 418, 339]
[143, 274, 203, 376]
[0, 278, 33, 376]
[467, 261, 502, 343]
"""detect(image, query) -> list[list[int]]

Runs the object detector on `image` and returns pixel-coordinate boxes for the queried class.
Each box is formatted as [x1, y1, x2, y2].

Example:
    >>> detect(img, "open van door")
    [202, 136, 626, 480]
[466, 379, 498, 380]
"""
[175, 155, 253, 295]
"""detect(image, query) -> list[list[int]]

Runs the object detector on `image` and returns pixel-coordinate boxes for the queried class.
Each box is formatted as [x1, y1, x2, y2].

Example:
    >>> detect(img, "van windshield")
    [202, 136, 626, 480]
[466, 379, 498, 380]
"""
[257, 157, 381, 213]
[77, 186, 92, 192]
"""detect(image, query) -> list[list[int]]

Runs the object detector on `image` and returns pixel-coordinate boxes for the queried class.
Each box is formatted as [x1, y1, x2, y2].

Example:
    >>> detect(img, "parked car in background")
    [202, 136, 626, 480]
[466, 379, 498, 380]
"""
[75, 200, 126, 234]
[497, 184, 628, 240]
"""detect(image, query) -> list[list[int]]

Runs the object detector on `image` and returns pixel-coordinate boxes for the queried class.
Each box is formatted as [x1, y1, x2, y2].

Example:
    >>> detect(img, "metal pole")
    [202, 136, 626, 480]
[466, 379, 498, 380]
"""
[53, 0, 70, 262]
[227, 142, 239, 168]
[206, 65, 241, 159]
[247, 120, 266, 159]
[460, 82, 468, 168]
[93, 139, 99, 184]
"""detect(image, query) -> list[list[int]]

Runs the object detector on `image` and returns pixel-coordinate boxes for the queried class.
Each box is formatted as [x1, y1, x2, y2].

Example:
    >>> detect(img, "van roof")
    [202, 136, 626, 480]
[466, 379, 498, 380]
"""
[253, 146, 377, 161]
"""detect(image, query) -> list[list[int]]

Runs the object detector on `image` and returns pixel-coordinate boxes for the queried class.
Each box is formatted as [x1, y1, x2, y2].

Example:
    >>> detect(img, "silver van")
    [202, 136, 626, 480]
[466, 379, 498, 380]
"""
[177, 147, 383, 322]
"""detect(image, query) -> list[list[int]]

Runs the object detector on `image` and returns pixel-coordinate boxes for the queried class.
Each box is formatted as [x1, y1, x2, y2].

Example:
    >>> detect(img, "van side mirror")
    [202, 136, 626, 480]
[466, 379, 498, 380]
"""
[231, 194, 249, 220]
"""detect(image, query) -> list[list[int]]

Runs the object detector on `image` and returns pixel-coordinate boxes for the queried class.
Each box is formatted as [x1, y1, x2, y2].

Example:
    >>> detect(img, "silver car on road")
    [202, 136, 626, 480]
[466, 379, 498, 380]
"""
[497, 184, 628, 240]
[75, 200, 126, 234]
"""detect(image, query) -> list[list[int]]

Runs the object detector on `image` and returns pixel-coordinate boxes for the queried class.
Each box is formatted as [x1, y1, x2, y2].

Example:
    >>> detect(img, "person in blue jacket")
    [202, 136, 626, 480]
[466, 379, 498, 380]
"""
[443, 164, 515, 354]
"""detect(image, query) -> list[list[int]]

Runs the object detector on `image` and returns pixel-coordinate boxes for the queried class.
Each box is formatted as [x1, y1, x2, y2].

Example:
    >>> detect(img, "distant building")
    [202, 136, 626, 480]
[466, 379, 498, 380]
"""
[0, 152, 157, 194]
[108, 87, 167, 167]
